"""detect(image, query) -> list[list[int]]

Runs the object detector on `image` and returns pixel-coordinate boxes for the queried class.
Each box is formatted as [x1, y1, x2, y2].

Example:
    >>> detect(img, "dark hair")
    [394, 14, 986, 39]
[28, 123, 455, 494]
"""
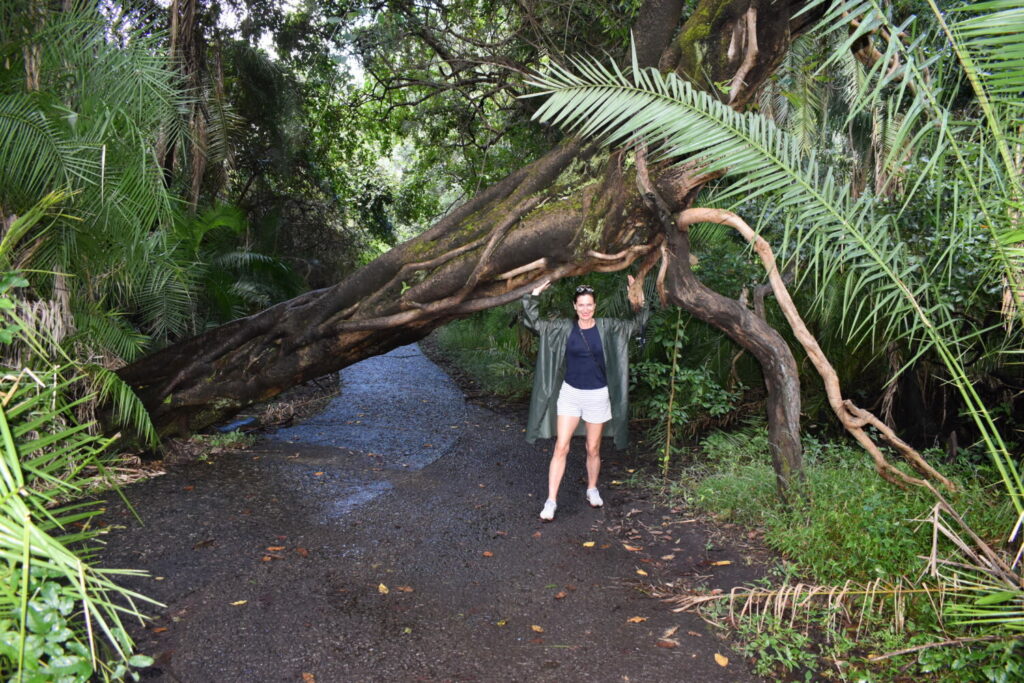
[573, 284, 595, 303]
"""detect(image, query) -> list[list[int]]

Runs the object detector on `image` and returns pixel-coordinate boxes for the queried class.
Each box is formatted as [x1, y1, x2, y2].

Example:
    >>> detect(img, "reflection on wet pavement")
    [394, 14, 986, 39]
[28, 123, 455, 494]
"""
[269, 344, 466, 471]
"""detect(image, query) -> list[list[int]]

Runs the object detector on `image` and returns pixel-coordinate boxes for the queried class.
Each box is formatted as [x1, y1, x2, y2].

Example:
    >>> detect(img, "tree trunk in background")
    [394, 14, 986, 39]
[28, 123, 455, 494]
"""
[120, 0, 820, 495]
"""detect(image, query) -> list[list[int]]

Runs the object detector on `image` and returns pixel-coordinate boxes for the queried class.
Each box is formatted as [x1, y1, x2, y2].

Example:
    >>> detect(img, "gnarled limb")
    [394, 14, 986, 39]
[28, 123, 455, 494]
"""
[677, 207, 955, 492]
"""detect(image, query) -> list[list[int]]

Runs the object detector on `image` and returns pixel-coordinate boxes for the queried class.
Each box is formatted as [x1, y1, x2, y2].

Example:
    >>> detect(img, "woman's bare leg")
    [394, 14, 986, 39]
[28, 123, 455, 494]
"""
[548, 414, 581, 502]
[584, 421, 605, 490]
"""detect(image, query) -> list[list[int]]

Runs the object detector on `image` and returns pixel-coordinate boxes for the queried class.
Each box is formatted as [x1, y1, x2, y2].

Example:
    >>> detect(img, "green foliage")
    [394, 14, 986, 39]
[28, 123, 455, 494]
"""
[0, 371, 158, 680]
[682, 430, 1007, 583]
[433, 305, 533, 399]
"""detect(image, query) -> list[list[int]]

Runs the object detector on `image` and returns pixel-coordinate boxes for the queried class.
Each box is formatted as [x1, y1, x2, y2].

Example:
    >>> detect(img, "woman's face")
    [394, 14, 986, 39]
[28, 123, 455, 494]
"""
[573, 294, 596, 322]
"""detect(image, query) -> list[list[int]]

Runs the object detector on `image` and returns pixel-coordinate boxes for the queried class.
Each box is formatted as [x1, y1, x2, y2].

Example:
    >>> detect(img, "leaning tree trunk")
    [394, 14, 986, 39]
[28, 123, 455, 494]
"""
[119, 0, 822, 495]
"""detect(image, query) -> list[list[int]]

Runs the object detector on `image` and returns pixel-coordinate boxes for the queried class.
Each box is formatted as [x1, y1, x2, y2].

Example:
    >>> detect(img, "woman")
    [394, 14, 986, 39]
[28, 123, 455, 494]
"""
[522, 276, 648, 521]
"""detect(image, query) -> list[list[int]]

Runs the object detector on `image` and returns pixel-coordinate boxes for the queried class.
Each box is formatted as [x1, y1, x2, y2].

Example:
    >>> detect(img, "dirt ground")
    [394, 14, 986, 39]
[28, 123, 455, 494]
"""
[96, 342, 773, 682]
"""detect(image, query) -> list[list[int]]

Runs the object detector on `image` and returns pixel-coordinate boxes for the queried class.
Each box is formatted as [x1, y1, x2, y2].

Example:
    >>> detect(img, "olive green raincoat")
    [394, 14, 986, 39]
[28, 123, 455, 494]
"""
[521, 294, 650, 449]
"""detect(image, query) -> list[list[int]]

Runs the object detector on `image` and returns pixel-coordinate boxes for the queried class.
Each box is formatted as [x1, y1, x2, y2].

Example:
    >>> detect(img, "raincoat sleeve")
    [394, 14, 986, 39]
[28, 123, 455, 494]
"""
[521, 294, 546, 335]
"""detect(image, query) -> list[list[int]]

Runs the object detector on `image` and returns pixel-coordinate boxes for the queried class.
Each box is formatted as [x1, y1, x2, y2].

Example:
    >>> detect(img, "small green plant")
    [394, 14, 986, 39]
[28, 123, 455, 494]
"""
[735, 615, 819, 679]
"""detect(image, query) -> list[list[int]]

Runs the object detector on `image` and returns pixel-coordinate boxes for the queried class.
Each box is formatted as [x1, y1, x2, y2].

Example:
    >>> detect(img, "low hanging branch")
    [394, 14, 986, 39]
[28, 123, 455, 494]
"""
[676, 207, 955, 493]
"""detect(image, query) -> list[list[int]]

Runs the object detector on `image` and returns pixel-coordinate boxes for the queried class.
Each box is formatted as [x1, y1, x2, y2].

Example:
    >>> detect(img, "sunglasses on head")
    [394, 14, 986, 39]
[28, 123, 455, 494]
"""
[575, 285, 594, 294]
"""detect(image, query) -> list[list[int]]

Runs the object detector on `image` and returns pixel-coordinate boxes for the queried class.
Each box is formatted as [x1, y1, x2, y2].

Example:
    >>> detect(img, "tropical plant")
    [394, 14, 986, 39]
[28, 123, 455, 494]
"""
[526, 0, 1024, 647]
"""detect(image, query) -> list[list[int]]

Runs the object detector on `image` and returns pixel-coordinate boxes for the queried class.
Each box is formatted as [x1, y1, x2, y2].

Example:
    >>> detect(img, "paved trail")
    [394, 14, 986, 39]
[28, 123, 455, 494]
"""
[99, 344, 762, 682]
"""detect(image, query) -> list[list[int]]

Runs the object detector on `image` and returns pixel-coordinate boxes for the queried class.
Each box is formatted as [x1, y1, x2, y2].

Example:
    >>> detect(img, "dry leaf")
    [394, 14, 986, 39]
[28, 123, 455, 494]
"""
[714, 653, 729, 667]
[582, 541, 595, 548]
[314, 472, 324, 476]
[532, 531, 542, 539]
[554, 591, 568, 600]
[378, 583, 389, 595]
[496, 619, 507, 627]
[183, 485, 194, 491]
[230, 600, 247, 606]
[687, 630, 702, 637]
[295, 547, 309, 557]
[626, 616, 648, 623]
[396, 586, 414, 593]
[302, 674, 315, 683]
[711, 560, 732, 566]
[662, 626, 679, 639]
[531, 625, 544, 633]
[656, 640, 678, 649]
[636, 569, 648, 576]
[660, 554, 675, 561]
[623, 544, 642, 552]
[152, 627, 168, 633]
[482, 551, 494, 557]
[266, 546, 286, 551]
[261, 555, 272, 562]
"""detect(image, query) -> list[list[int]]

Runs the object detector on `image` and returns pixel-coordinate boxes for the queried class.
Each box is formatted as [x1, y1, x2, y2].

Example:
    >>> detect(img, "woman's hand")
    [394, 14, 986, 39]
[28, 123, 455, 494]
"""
[531, 279, 551, 297]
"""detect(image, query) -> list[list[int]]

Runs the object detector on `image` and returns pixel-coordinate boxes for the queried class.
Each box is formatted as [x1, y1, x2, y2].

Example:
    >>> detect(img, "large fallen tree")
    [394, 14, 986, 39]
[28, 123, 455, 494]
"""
[119, 0, 828, 496]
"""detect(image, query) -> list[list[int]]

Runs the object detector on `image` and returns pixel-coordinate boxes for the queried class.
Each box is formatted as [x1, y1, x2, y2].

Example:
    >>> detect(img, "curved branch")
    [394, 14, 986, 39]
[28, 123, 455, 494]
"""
[677, 207, 954, 492]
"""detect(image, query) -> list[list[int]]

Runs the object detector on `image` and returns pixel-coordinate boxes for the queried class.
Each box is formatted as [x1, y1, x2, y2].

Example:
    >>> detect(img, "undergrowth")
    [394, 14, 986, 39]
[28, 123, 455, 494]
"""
[432, 305, 533, 398]
[661, 427, 1019, 681]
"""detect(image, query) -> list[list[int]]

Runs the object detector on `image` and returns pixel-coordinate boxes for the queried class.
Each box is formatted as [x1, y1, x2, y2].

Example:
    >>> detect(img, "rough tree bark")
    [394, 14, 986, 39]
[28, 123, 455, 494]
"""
[119, 0, 823, 494]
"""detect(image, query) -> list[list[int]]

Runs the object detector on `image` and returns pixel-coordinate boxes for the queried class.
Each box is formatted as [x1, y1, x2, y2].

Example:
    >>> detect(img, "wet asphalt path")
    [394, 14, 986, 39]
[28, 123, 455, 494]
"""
[98, 344, 761, 682]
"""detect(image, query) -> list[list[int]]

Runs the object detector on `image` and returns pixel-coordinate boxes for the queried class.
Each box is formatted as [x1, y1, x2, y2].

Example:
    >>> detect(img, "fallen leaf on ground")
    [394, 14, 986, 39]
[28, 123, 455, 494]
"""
[295, 547, 309, 557]
[582, 541, 595, 548]
[532, 531, 542, 539]
[662, 626, 679, 639]
[261, 555, 273, 562]
[183, 485, 194, 491]
[636, 569, 648, 576]
[482, 551, 494, 557]
[715, 653, 729, 667]
[313, 472, 324, 476]
[711, 560, 732, 566]
[553, 591, 568, 600]
[687, 630, 702, 637]
[531, 625, 544, 633]
[496, 619, 507, 627]
[396, 586, 414, 592]
[378, 583, 389, 595]
[661, 554, 675, 561]
[230, 600, 247, 606]
[623, 544, 642, 552]
[626, 616, 647, 623]
[656, 640, 678, 648]
[610, 480, 623, 485]
[266, 546, 286, 551]
[302, 674, 315, 683]
[494, 530, 507, 537]
[152, 627, 168, 633]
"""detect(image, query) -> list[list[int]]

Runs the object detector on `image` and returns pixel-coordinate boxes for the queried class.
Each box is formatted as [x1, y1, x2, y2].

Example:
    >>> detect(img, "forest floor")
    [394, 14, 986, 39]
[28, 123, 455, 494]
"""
[97, 341, 774, 682]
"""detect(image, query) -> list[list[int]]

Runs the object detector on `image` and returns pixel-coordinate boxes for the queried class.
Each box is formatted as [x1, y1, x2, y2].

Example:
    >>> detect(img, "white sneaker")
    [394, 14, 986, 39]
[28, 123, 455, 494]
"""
[539, 499, 557, 521]
[586, 488, 603, 508]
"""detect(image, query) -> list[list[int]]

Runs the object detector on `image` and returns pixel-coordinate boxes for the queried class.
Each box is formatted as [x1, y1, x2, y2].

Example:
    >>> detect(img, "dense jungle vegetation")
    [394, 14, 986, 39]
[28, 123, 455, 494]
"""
[1, 0, 1023, 679]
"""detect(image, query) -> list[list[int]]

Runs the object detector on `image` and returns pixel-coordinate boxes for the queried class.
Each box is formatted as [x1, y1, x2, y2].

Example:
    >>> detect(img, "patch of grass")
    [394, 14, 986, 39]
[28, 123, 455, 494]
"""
[656, 428, 1021, 680]
[675, 429, 1008, 584]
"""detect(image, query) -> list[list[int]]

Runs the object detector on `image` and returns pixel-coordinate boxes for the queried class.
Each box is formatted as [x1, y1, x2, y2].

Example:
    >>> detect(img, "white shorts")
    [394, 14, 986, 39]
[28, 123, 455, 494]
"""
[556, 382, 612, 423]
